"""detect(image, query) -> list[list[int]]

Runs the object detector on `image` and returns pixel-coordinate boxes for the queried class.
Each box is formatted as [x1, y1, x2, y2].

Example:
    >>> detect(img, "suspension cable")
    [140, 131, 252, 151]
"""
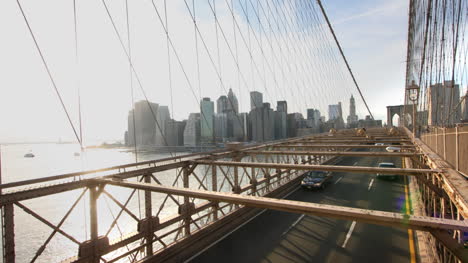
[316, 0, 374, 120]
[16, 0, 82, 145]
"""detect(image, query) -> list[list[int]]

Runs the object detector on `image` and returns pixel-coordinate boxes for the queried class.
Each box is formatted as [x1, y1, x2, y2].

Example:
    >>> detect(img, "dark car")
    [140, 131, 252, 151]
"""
[376, 162, 398, 180]
[301, 171, 333, 190]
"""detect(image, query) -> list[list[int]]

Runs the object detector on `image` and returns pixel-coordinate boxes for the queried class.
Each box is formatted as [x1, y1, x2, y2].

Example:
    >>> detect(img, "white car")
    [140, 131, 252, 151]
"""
[386, 146, 401, 152]
[374, 143, 385, 146]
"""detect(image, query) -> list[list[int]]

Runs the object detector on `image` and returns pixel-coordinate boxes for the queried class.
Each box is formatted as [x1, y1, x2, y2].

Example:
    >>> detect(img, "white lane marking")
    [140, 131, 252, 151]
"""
[184, 185, 301, 262]
[368, 179, 374, 191]
[282, 214, 305, 236]
[353, 162, 358, 166]
[341, 221, 357, 248]
[334, 177, 343, 184]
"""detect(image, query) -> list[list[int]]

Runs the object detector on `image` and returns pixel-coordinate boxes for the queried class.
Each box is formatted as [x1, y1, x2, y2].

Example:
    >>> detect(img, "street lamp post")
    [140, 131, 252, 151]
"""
[407, 81, 420, 137]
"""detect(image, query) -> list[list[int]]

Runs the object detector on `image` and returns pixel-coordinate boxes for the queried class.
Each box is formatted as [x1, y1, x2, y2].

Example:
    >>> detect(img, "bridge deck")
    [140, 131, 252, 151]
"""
[190, 154, 415, 263]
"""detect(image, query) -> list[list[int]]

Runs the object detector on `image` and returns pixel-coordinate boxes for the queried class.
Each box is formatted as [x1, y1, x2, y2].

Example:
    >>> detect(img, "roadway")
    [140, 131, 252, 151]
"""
[189, 153, 416, 263]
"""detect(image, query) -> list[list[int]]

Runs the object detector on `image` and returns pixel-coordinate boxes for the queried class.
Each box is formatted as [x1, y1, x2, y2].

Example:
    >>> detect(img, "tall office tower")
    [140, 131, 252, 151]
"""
[277, 100, 288, 113]
[126, 109, 135, 146]
[275, 101, 287, 139]
[227, 88, 239, 114]
[165, 120, 186, 146]
[428, 81, 461, 126]
[306, 108, 321, 128]
[214, 113, 228, 142]
[200, 97, 215, 144]
[307, 109, 315, 120]
[250, 91, 263, 110]
[328, 102, 343, 121]
[183, 113, 201, 146]
[155, 105, 170, 146]
[349, 95, 356, 116]
[233, 113, 248, 141]
[132, 100, 159, 146]
[250, 102, 275, 142]
[347, 95, 358, 125]
[217, 95, 228, 114]
[314, 109, 321, 126]
[263, 103, 275, 141]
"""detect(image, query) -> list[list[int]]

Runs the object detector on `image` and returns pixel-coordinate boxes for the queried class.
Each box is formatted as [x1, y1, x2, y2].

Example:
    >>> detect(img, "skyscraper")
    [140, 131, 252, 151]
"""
[250, 91, 263, 110]
[428, 81, 461, 126]
[126, 109, 135, 146]
[277, 100, 287, 113]
[217, 95, 228, 114]
[200, 98, 214, 144]
[132, 100, 158, 146]
[165, 120, 185, 146]
[263, 103, 275, 141]
[227, 88, 239, 114]
[275, 101, 287, 139]
[249, 102, 275, 142]
[234, 113, 248, 141]
[214, 113, 228, 142]
[306, 108, 320, 128]
[314, 109, 321, 126]
[155, 105, 170, 146]
[328, 102, 343, 120]
[349, 95, 356, 116]
[347, 95, 358, 126]
[184, 113, 200, 146]
[328, 102, 344, 129]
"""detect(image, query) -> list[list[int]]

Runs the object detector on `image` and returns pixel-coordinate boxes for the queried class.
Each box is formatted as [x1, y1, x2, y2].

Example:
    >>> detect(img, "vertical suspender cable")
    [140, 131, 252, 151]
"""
[125, 0, 138, 164]
[72, 0, 88, 240]
[124, 0, 142, 219]
[73, 0, 83, 151]
[164, 0, 175, 149]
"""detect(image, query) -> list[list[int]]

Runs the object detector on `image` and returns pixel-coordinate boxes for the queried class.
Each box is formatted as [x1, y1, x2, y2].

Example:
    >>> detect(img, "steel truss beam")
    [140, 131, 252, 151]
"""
[289, 139, 411, 143]
[244, 150, 420, 157]
[192, 160, 440, 175]
[272, 144, 416, 148]
[3, 128, 462, 262]
[100, 179, 468, 232]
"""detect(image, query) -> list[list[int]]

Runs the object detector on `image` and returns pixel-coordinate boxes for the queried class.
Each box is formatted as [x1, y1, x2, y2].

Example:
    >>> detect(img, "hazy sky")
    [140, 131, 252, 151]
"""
[0, 0, 408, 144]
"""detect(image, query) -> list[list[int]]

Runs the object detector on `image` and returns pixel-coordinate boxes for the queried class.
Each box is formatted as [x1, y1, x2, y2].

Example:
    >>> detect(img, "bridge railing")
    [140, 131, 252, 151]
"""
[1, 133, 338, 262]
[419, 124, 468, 178]
[404, 126, 468, 263]
[3, 128, 467, 262]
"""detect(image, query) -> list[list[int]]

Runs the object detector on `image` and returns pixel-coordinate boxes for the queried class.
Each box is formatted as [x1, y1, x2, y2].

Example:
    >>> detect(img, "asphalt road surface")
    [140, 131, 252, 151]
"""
[190, 154, 416, 263]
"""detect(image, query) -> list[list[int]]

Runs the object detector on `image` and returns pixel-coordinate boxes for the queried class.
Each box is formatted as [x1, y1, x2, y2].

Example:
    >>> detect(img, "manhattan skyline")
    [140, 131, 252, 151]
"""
[0, 0, 408, 144]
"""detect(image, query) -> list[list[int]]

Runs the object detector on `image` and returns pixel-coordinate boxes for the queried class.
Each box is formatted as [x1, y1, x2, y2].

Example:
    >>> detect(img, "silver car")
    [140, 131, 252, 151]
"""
[376, 162, 398, 180]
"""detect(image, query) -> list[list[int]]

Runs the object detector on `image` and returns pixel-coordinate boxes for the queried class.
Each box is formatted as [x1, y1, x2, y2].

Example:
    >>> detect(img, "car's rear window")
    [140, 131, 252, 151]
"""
[379, 163, 396, 168]
[307, 172, 326, 178]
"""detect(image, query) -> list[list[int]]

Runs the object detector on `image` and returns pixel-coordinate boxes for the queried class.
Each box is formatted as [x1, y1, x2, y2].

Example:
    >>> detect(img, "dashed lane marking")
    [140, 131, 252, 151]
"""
[341, 221, 357, 248]
[368, 179, 374, 191]
[282, 214, 305, 236]
[334, 177, 343, 184]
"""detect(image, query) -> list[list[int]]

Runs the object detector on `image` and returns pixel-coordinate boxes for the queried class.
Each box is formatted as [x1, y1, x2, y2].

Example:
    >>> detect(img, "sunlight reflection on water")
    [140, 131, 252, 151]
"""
[0, 143, 185, 263]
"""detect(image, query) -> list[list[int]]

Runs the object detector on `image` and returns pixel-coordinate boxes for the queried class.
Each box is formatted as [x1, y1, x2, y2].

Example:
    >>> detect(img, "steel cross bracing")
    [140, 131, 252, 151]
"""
[1, 128, 467, 262]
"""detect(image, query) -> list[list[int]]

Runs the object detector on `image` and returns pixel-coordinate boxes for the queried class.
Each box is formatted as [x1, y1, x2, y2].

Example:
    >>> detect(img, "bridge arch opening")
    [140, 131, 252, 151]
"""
[392, 114, 401, 127]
